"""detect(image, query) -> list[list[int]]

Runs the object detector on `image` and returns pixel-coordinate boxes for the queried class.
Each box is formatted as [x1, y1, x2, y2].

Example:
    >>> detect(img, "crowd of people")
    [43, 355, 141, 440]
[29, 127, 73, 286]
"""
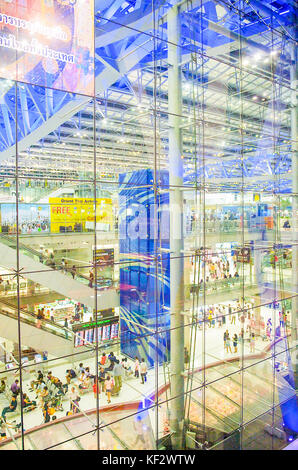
[194, 299, 261, 356]
[0, 352, 149, 435]
[189, 253, 246, 296]
[196, 300, 254, 329]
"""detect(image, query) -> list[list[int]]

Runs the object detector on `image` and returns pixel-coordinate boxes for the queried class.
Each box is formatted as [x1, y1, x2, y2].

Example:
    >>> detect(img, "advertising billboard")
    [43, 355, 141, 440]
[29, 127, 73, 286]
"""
[0, 0, 94, 95]
[119, 169, 170, 366]
[235, 247, 251, 264]
[49, 197, 113, 233]
[0, 202, 50, 233]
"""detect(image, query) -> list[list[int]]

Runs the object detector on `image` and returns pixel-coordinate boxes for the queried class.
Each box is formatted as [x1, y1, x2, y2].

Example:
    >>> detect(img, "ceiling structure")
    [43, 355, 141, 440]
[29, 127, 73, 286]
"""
[0, 0, 296, 194]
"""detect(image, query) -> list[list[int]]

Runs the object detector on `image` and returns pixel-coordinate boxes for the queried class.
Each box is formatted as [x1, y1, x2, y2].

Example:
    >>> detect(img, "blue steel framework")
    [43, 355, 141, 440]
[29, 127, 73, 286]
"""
[0, 0, 295, 190]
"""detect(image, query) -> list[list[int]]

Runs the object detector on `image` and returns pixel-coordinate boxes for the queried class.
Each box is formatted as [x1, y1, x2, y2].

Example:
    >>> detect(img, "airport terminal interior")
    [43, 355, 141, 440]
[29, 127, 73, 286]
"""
[0, 0, 297, 451]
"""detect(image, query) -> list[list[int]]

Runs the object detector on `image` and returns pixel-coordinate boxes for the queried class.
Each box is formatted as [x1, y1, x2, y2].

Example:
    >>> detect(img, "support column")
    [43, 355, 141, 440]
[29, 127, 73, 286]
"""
[290, 41, 298, 376]
[168, 4, 185, 450]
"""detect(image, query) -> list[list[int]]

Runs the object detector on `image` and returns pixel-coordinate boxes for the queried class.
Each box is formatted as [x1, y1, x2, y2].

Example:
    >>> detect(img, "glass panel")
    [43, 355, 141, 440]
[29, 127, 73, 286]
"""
[0, 0, 296, 452]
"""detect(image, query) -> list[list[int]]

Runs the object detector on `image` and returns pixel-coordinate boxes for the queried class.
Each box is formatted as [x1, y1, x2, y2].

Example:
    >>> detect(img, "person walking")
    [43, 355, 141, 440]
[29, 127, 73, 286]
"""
[223, 330, 228, 352]
[228, 304, 232, 322]
[69, 386, 80, 414]
[113, 360, 123, 395]
[225, 333, 232, 354]
[134, 357, 140, 378]
[36, 309, 43, 329]
[88, 271, 94, 288]
[64, 317, 69, 339]
[71, 265, 77, 279]
[104, 376, 114, 404]
[99, 353, 107, 367]
[250, 333, 256, 353]
[93, 378, 99, 399]
[79, 304, 84, 322]
[208, 311, 213, 328]
[62, 259, 68, 274]
[105, 352, 116, 372]
[233, 333, 238, 353]
[140, 359, 148, 384]
[184, 347, 190, 369]
[98, 367, 106, 394]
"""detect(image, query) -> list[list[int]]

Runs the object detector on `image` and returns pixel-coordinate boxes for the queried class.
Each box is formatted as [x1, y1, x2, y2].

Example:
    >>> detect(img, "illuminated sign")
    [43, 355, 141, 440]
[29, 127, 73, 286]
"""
[235, 247, 251, 263]
[0, 0, 94, 95]
[49, 197, 113, 233]
[72, 314, 119, 348]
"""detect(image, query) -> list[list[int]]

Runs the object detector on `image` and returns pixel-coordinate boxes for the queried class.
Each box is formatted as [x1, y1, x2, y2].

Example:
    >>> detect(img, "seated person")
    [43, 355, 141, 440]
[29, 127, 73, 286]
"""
[85, 367, 95, 382]
[78, 371, 86, 383]
[50, 375, 60, 385]
[42, 402, 53, 424]
[0, 380, 6, 394]
[66, 369, 77, 385]
[39, 386, 51, 405]
[22, 393, 36, 409]
[78, 375, 90, 390]
[30, 371, 43, 390]
[1, 395, 17, 421]
[51, 377, 65, 395]
[283, 219, 290, 229]
[35, 379, 46, 396]
[0, 416, 7, 440]
[47, 371, 53, 382]
[105, 352, 117, 371]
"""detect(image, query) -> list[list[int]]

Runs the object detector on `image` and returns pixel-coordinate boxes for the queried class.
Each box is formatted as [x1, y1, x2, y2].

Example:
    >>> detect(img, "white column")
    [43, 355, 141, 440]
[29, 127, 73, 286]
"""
[168, 4, 185, 450]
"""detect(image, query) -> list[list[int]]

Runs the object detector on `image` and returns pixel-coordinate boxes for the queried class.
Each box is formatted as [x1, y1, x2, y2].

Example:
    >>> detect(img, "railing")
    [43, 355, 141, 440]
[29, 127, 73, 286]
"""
[0, 298, 97, 350]
[186, 218, 293, 235]
[0, 234, 91, 286]
[188, 275, 254, 295]
[0, 298, 73, 341]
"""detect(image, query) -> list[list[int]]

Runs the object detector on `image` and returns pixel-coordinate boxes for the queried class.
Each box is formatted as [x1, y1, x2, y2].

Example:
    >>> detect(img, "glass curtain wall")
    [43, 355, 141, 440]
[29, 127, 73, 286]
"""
[0, 0, 296, 450]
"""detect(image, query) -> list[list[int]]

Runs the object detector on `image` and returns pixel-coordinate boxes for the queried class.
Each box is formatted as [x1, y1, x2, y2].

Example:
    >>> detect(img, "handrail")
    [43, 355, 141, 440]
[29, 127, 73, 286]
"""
[0, 298, 95, 349]
[0, 298, 72, 341]
[0, 234, 90, 285]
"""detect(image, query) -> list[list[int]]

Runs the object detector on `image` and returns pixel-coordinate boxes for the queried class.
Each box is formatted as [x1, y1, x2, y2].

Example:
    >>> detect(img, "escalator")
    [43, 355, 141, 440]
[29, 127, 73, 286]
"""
[0, 235, 119, 311]
[0, 298, 84, 356]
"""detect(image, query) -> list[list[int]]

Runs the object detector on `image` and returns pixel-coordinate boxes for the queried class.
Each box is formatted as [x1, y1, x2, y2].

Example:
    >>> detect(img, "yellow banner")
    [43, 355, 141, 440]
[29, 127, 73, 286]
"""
[49, 197, 113, 232]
